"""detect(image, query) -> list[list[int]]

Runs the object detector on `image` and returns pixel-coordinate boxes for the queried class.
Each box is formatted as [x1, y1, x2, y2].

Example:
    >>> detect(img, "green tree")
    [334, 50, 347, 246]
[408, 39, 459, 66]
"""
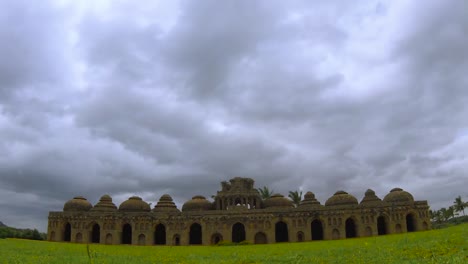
[257, 186, 274, 200]
[288, 190, 303, 207]
[453, 196, 465, 216]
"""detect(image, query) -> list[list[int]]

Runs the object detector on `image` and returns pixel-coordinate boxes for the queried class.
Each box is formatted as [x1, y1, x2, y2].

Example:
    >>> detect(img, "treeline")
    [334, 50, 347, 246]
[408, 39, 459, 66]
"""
[429, 195, 467, 228]
[0, 226, 46, 240]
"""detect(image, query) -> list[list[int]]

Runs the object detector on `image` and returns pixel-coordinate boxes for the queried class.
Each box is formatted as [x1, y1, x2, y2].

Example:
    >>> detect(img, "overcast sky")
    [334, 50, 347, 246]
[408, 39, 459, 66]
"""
[1, 0, 467, 232]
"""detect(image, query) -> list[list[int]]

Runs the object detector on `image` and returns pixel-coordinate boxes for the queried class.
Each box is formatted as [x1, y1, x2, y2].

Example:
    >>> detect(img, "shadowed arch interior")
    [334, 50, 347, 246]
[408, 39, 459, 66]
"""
[154, 224, 166, 245]
[64, 223, 71, 242]
[406, 214, 416, 232]
[91, 223, 100, 243]
[189, 223, 202, 244]
[211, 233, 223, 244]
[311, 219, 324, 240]
[345, 218, 356, 238]
[122, 224, 132, 244]
[275, 221, 288, 242]
[377, 216, 387, 235]
[173, 234, 180, 246]
[232, 222, 246, 243]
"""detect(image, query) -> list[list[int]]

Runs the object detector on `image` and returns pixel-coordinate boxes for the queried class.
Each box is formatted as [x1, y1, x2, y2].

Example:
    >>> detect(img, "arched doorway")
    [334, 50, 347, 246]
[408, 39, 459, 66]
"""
[365, 226, 372, 236]
[50, 231, 56, 241]
[377, 216, 387, 235]
[345, 218, 357, 238]
[211, 233, 223, 244]
[406, 214, 416, 232]
[189, 223, 202, 245]
[154, 224, 166, 245]
[64, 223, 71, 242]
[76, 233, 83, 243]
[122, 224, 132, 244]
[395, 224, 402, 233]
[91, 224, 100, 243]
[232, 222, 246, 243]
[138, 234, 146, 245]
[332, 229, 340, 239]
[275, 221, 288, 242]
[254, 232, 267, 244]
[173, 234, 180, 246]
[105, 233, 113, 244]
[311, 219, 324, 240]
[297, 231, 304, 242]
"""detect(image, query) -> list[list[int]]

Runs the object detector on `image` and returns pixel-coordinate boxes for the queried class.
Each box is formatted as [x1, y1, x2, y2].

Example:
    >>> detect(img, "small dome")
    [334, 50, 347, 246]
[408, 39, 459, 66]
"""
[153, 194, 179, 212]
[91, 194, 117, 211]
[64, 196, 93, 212]
[360, 189, 382, 205]
[119, 196, 151, 212]
[263, 193, 294, 208]
[383, 188, 414, 204]
[325, 191, 358, 206]
[182, 195, 213, 212]
[299, 191, 321, 207]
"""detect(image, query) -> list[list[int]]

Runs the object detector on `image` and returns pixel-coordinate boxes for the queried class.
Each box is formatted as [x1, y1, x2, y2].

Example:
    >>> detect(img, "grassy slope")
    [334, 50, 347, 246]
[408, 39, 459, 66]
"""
[0, 224, 466, 264]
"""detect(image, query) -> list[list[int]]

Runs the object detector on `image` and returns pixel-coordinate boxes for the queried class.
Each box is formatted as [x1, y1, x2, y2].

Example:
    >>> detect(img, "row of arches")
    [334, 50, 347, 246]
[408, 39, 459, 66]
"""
[61, 214, 419, 244]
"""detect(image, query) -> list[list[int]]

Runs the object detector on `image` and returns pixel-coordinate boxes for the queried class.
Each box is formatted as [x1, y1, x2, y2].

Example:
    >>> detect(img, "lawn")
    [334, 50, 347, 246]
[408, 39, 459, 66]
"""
[0, 224, 466, 264]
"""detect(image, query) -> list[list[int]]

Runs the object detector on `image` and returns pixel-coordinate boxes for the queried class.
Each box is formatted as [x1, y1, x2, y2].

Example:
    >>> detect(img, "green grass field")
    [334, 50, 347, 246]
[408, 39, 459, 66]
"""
[0, 224, 466, 264]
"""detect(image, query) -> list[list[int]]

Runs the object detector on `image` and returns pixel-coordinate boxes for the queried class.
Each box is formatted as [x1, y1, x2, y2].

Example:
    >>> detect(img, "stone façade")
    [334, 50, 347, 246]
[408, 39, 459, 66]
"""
[47, 177, 431, 245]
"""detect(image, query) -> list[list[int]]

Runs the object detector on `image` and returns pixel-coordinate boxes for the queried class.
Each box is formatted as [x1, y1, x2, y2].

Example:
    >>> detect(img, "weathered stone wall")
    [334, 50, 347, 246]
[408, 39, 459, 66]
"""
[47, 177, 431, 245]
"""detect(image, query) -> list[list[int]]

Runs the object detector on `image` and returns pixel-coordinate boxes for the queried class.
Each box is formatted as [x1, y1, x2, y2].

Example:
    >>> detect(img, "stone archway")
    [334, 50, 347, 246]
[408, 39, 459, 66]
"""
[173, 234, 180, 246]
[91, 223, 100, 243]
[406, 214, 416, 232]
[377, 216, 387, 235]
[50, 231, 56, 241]
[64, 223, 71, 242]
[138, 234, 146, 245]
[395, 224, 402, 233]
[105, 233, 113, 244]
[297, 231, 304, 242]
[311, 219, 324, 240]
[275, 221, 288, 242]
[254, 232, 267, 244]
[345, 218, 357, 238]
[154, 224, 166, 245]
[122, 224, 132, 244]
[211, 233, 223, 245]
[232, 222, 246, 243]
[189, 223, 202, 245]
[75, 232, 83, 243]
[332, 229, 340, 239]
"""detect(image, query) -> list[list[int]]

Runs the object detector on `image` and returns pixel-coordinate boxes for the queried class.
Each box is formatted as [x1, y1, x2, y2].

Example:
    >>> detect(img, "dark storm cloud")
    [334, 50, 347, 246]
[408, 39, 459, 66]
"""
[0, 0, 467, 231]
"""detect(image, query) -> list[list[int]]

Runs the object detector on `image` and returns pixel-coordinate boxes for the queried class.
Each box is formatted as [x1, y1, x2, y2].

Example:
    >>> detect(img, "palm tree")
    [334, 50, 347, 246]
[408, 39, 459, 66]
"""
[257, 186, 273, 200]
[288, 190, 303, 208]
[453, 196, 465, 216]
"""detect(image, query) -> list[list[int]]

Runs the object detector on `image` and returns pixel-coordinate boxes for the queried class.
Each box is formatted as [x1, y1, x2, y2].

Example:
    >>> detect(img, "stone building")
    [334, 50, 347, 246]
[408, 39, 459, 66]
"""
[47, 177, 431, 245]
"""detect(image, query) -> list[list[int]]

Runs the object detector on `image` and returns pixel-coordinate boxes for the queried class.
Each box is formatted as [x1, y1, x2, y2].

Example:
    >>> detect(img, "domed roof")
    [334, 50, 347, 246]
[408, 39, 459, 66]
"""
[91, 194, 117, 211]
[182, 195, 213, 212]
[383, 188, 414, 204]
[64, 196, 93, 212]
[153, 194, 179, 212]
[119, 196, 151, 212]
[359, 189, 382, 205]
[263, 193, 293, 208]
[325, 191, 358, 206]
[299, 191, 321, 207]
